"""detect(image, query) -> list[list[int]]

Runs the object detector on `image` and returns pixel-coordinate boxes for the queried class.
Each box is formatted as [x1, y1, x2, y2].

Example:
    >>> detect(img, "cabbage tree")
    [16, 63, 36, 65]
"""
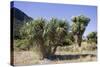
[20, 18, 47, 58]
[43, 18, 69, 55]
[71, 15, 90, 47]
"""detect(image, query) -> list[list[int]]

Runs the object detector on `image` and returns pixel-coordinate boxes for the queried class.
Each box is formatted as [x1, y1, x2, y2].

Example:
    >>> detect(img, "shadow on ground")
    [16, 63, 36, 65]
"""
[46, 54, 96, 60]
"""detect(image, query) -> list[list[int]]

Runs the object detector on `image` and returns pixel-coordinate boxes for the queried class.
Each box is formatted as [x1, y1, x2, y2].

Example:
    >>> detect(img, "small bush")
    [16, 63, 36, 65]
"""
[14, 39, 31, 51]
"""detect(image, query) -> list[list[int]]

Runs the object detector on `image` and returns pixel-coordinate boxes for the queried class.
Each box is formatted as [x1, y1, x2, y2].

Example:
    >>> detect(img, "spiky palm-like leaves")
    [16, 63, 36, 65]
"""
[71, 15, 90, 47]
[43, 18, 69, 55]
[20, 18, 70, 58]
[19, 15, 91, 59]
[20, 18, 47, 58]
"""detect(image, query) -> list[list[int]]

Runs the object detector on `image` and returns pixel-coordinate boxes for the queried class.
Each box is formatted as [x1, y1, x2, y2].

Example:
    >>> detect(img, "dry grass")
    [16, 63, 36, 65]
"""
[13, 42, 97, 66]
[13, 50, 97, 66]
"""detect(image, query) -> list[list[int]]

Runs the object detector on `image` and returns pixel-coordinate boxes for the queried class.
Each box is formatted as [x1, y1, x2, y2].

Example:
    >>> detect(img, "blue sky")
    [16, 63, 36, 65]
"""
[12, 1, 97, 36]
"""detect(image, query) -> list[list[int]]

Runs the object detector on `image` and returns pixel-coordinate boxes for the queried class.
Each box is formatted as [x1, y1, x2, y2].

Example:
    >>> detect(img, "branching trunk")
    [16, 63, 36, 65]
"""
[77, 35, 82, 47]
[74, 35, 78, 45]
[37, 40, 47, 59]
[78, 36, 82, 47]
[52, 46, 57, 55]
[74, 35, 82, 47]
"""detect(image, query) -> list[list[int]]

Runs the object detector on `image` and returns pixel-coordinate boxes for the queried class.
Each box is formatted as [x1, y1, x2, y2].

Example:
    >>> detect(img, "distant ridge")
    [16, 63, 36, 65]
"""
[11, 7, 33, 39]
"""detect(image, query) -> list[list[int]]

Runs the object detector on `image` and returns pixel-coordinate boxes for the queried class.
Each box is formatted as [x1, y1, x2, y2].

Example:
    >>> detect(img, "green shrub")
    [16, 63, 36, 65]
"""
[14, 39, 31, 51]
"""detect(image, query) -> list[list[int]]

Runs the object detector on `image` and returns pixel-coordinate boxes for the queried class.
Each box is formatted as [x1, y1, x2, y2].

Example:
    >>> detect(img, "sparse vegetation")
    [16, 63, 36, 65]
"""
[87, 32, 97, 44]
[13, 15, 97, 65]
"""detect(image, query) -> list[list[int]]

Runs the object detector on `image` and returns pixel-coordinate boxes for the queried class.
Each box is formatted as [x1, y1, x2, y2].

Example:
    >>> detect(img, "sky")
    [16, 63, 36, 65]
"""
[12, 1, 97, 37]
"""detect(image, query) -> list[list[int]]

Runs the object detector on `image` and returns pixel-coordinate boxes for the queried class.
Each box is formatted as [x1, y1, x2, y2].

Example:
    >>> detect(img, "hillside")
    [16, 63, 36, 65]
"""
[11, 7, 33, 39]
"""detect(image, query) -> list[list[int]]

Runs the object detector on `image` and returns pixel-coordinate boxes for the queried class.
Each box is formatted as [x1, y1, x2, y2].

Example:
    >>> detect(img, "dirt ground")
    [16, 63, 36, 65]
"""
[13, 50, 97, 66]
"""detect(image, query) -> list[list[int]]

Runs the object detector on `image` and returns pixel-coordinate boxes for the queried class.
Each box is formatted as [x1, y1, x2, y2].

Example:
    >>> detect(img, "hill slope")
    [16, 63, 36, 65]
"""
[11, 7, 33, 39]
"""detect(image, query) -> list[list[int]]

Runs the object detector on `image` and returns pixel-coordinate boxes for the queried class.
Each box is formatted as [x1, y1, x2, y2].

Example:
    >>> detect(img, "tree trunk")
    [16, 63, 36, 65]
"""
[74, 35, 82, 47]
[38, 40, 47, 59]
[78, 35, 82, 47]
[74, 35, 78, 45]
[52, 46, 57, 55]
